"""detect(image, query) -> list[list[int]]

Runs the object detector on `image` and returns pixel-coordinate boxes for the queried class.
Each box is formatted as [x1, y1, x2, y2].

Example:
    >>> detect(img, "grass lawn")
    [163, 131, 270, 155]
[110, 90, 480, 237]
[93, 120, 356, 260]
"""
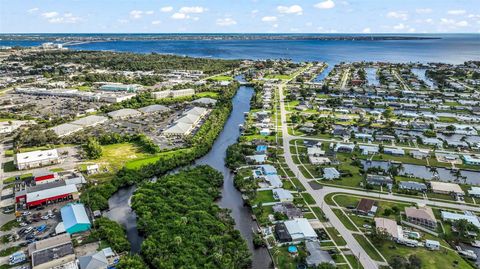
[0, 245, 21, 257]
[252, 205, 274, 226]
[271, 245, 306, 269]
[311, 207, 327, 221]
[124, 147, 193, 170]
[253, 190, 276, 204]
[265, 74, 292, 80]
[376, 240, 475, 269]
[343, 255, 364, 269]
[195, 91, 219, 98]
[301, 192, 316, 205]
[2, 161, 16, 172]
[50, 168, 64, 172]
[332, 208, 359, 232]
[325, 227, 347, 246]
[353, 234, 384, 262]
[0, 220, 19, 232]
[85, 143, 151, 172]
[208, 75, 233, 81]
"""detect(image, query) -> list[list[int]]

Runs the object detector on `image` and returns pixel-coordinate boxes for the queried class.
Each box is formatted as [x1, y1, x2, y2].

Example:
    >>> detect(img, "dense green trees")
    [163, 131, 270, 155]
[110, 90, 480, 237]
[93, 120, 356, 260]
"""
[132, 166, 251, 268]
[225, 143, 255, 169]
[12, 50, 241, 75]
[116, 255, 147, 269]
[83, 137, 103, 159]
[91, 217, 130, 253]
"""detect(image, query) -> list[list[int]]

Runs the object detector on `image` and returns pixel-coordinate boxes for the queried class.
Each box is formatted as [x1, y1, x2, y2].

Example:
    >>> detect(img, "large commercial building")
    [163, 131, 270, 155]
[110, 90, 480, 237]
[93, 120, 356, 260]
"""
[163, 107, 208, 137]
[16, 181, 79, 208]
[28, 233, 76, 269]
[61, 203, 91, 234]
[50, 115, 108, 137]
[152, 88, 195, 99]
[99, 84, 140, 92]
[14, 149, 60, 170]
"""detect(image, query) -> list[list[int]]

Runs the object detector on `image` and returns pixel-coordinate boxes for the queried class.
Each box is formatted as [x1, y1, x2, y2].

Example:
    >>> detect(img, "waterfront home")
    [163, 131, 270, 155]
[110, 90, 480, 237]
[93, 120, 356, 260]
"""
[272, 203, 303, 219]
[383, 147, 405, 156]
[468, 187, 480, 198]
[398, 181, 427, 192]
[430, 181, 464, 196]
[273, 188, 294, 202]
[274, 222, 292, 242]
[259, 165, 277, 175]
[283, 218, 317, 242]
[247, 154, 267, 164]
[462, 155, 480, 165]
[333, 143, 355, 153]
[306, 241, 335, 267]
[259, 128, 271, 136]
[410, 149, 430, 159]
[323, 167, 340, 180]
[366, 174, 393, 186]
[264, 174, 283, 188]
[441, 211, 480, 229]
[359, 145, 379, 155]
[405, 206, 437, 230]
[355, 198, 377, 216]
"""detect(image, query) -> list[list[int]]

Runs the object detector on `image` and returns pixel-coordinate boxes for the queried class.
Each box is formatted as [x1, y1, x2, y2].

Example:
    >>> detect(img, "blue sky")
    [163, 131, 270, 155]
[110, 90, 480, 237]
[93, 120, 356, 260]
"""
[1, 0, 479, 33]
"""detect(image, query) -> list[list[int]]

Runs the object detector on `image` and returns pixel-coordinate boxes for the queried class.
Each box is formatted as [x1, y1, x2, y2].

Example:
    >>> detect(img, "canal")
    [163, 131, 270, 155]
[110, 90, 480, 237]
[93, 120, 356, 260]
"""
[106, 81, 272, 268]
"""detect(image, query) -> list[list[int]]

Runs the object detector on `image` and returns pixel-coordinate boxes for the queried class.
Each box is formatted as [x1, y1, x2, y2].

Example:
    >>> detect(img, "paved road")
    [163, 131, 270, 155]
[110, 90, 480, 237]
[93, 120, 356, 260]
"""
[278, 81, 380, 269]
[277, 78, 480, 269]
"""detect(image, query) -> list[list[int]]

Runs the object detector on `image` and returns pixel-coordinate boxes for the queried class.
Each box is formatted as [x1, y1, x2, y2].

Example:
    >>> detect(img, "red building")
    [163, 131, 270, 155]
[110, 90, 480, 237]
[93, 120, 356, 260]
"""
[15, 181, 79, 208]
[33, 170, 59, 185]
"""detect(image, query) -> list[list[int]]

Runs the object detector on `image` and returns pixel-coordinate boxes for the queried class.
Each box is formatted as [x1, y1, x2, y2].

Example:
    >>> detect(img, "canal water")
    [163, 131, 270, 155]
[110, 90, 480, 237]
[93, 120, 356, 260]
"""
[106, 81, 272, 268]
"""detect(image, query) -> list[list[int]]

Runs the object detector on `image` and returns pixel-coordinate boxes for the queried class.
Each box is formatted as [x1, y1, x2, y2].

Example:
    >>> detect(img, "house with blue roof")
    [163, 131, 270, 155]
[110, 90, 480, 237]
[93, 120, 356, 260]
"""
[60, 203, 91, 234]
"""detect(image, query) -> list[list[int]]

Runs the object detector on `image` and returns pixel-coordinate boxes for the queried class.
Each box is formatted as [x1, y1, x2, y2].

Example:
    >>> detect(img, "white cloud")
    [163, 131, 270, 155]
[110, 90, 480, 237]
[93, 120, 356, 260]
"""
[447, 9, 466, 15]
[41, 12, 59, 19]
[42, 12, 81, 24]
[179, 6, 206, 14]
[386, 11, 408, 20]
[151, 20, 161, 25]
[362, 27, 371, 33]
[277, 5, 303, 15]
[440, 18, 469, 27]
[262, 16, 277, 22]
[251, 9, 259, 14]
[129, 10, 143, 19]
[160, 6, 173, 13]
[415, 8, 432, 14]
[27, 8, 39, 14]
[171, 12, 188, 20]
[305, 22, 313, 27]
[314, 0, 335, 9]
[216, 18, 237, 26]
[145, 10, 154, 15]
[393, 23, 406, 30]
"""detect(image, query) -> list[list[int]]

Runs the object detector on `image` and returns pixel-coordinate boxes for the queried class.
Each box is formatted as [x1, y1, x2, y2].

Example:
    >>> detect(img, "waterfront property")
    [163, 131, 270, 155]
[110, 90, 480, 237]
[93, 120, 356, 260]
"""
[404, 206, 437, 230]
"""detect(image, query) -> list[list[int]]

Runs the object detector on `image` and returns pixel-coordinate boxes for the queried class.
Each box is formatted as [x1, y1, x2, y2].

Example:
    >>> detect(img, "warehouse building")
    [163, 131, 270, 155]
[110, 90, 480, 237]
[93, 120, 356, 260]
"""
[33, 170, 59, 185]
[14, 149, 60, 170]
[163, 107, 208, 137]
[107, 108, 141, 119]
[50, 115, 108, 137]
[60, 203, 91, 234]
[138, 104, 170, 114]
[153, 88, 195, 99]
[28, 233, 76, 269]
[99, 83, 140, 92]
[16, 181, 79, 208]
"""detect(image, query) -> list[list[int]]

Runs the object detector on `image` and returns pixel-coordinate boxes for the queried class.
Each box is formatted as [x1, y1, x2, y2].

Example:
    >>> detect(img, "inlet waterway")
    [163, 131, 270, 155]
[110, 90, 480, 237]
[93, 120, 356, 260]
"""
[106, 80, 272, 268]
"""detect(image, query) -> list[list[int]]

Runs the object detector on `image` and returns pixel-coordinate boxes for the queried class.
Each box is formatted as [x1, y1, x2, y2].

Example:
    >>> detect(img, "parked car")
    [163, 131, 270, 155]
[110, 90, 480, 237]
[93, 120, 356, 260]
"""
[19, 222, 27, 227]
[41, 216, 49, 220]
[22, 211, 31, 216]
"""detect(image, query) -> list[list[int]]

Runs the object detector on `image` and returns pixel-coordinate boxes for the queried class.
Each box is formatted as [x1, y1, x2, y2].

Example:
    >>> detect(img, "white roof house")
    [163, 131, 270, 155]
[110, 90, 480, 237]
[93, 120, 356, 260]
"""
[441, 211, 480, 228]
[192, 97, 217, 106]
[284, 218, 317, 241]
[468, 187, 480, 197]
[264, 174, 283, 188]
[273, 188, 294, 202]
[430, 181, 464, 195]
[323, 167, 340, 180]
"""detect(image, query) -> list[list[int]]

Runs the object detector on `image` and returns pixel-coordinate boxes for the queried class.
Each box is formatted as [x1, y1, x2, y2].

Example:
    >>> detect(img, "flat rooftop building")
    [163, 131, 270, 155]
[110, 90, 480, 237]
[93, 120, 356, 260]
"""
[430, 181, 464, 195]
[28, 233, 76, 269]
[14, 149, 60, 170]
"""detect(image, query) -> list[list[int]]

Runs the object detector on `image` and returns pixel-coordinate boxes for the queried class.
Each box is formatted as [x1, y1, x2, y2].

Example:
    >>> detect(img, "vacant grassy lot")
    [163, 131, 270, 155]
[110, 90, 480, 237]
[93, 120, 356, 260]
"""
[208, 75, 233, 81]
[85, 143, 151, 172]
